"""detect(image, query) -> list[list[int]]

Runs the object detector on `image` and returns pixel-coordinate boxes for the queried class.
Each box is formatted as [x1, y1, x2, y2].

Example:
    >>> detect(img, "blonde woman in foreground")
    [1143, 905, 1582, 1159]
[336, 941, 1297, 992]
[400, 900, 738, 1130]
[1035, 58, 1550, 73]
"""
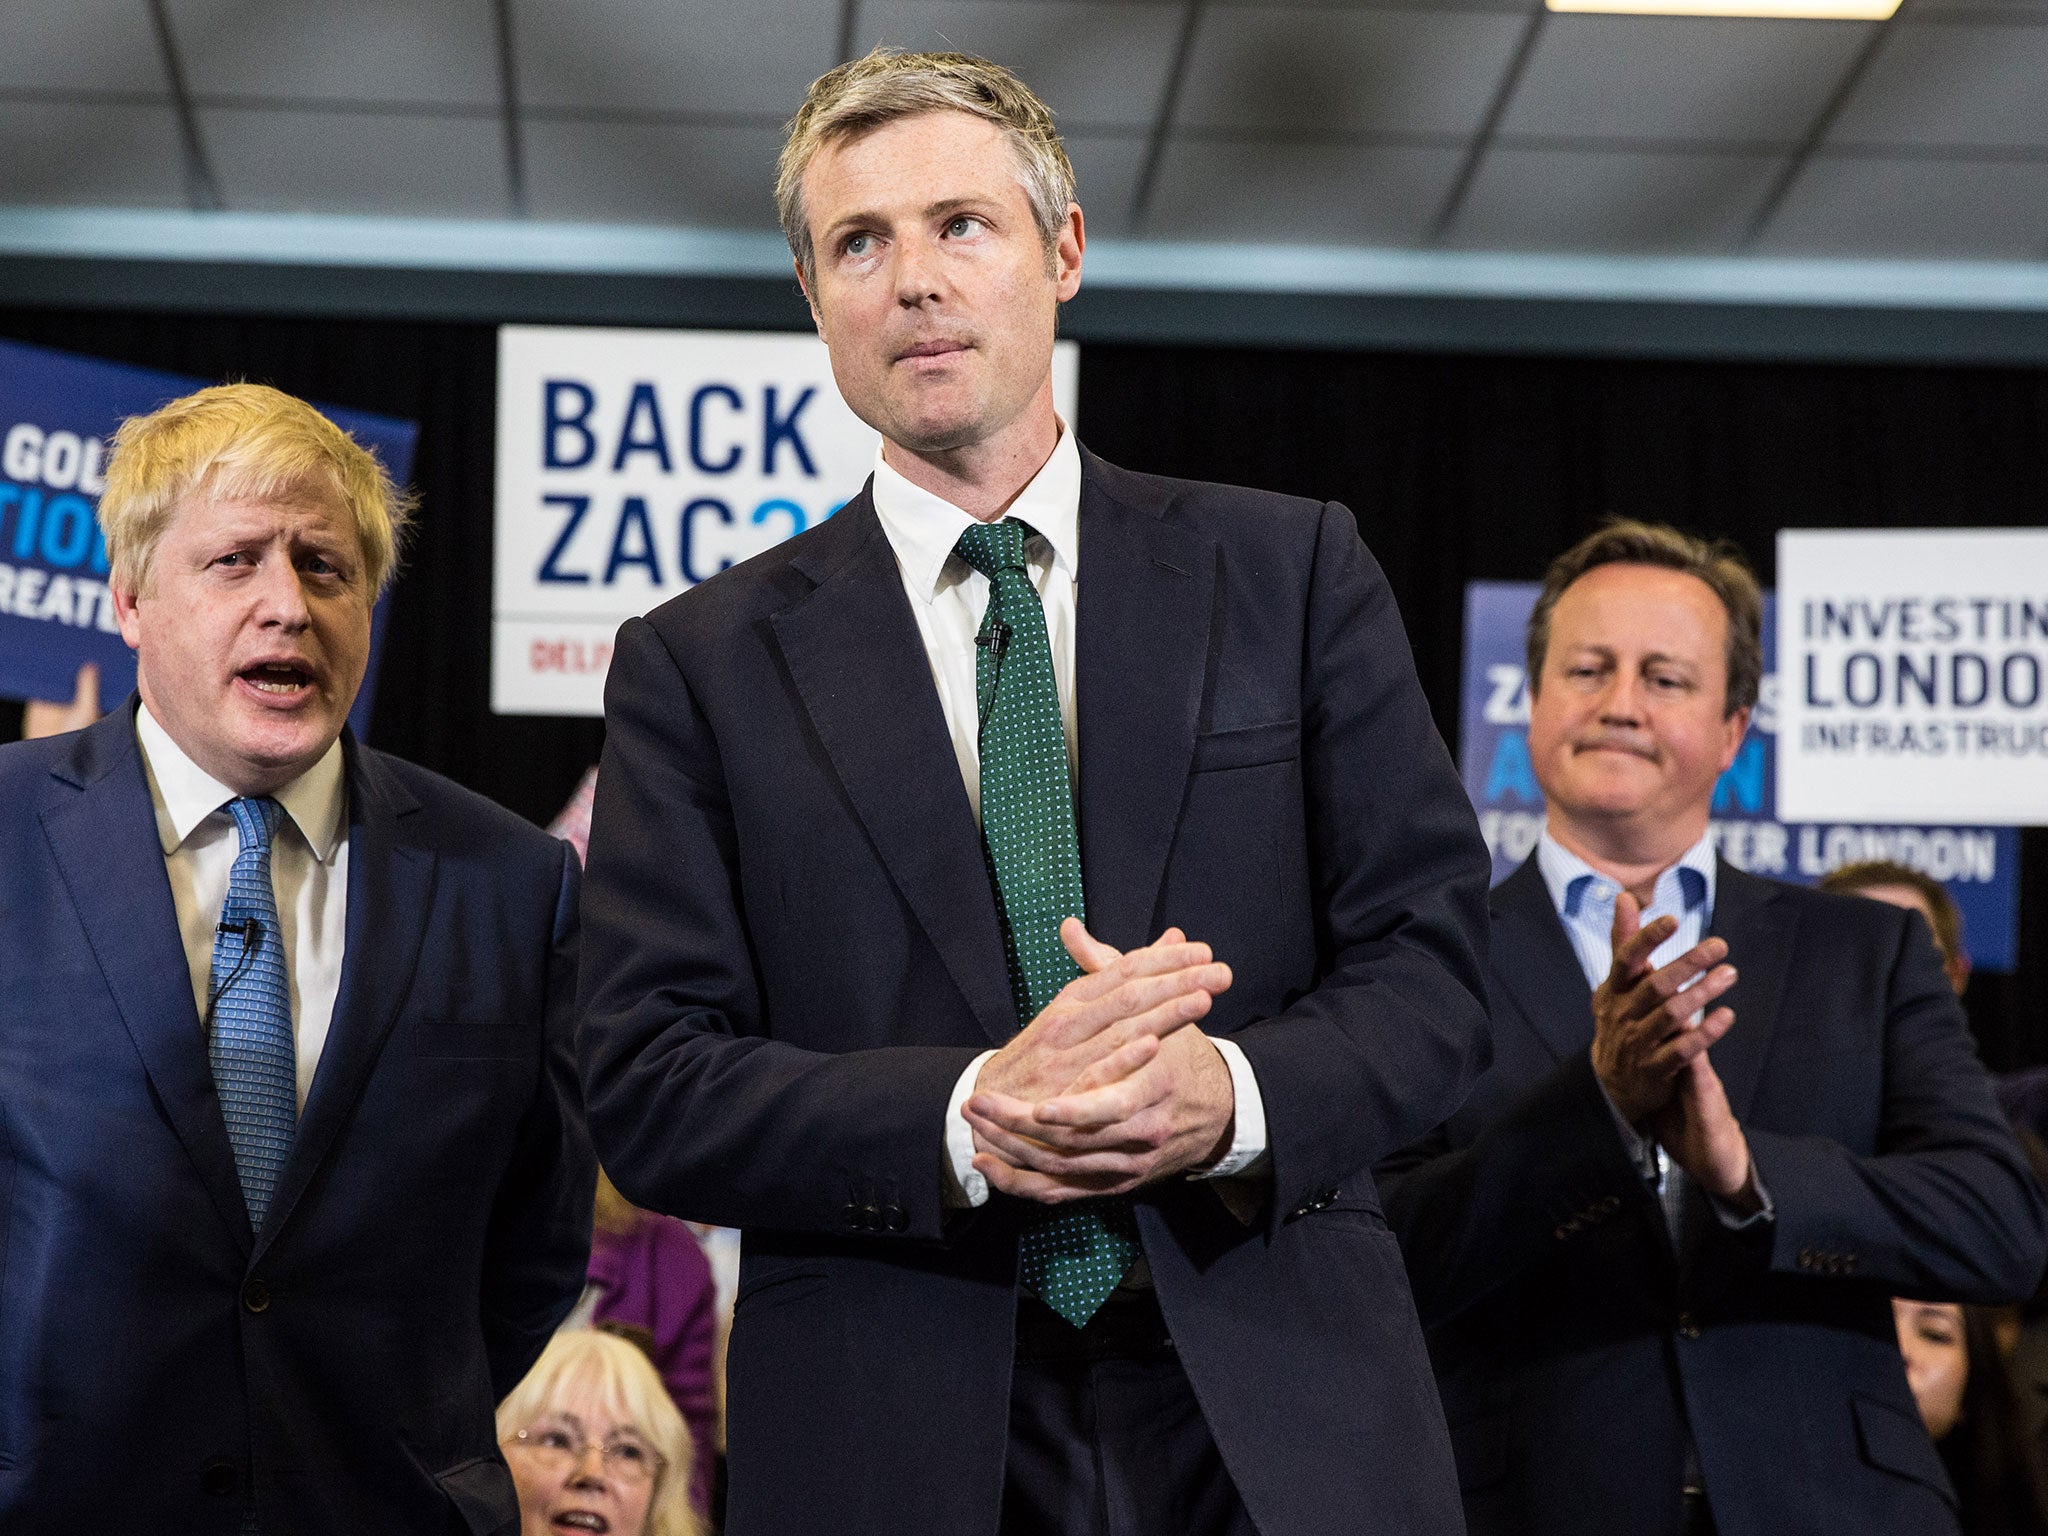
[499, 1329, 703, 1536]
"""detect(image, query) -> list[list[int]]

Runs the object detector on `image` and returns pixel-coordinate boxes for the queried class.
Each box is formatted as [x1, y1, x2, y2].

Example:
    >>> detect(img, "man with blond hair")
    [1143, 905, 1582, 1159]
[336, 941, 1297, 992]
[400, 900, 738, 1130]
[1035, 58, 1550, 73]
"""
[0, 383, 593, 1534]
[580, 49, 1491, 1536]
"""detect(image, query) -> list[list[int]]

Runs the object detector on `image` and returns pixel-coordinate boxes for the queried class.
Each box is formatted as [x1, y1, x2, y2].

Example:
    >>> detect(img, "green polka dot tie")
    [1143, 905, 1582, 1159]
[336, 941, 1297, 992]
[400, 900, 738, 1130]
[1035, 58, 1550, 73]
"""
[954, 518, 1139, 1328]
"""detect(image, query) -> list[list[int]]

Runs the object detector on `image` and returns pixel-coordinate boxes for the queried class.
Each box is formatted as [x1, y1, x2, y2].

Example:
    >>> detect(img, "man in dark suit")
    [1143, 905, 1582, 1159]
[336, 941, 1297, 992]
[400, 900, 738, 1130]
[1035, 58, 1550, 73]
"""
[578, 48, 1492, 1536]
[1381, 520, 2048, 1536]
[0, 384, 592, 1533]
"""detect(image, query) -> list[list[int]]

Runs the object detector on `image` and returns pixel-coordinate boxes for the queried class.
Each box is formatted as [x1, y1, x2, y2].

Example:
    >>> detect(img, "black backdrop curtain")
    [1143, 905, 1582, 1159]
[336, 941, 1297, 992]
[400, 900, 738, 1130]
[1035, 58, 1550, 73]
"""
[2, 304, 2042, 1068]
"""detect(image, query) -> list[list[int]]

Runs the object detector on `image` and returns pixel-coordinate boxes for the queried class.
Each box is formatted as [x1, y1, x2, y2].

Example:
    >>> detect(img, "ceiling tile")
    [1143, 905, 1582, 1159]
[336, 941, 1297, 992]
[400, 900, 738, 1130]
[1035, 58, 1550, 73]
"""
[1063, 132, 1149, 237]
[169, 0, 501, 105]
[515, 0, 837, 116]
[1176, 7, 1530, 137]
[0, 2, 168, 92]
[1756, 155, 2048, 258]
[1828, 23, 2048, 148]
[1143, 139, 1465, 243]
[1449, 147, 1780, 252]
[0, 101, 187, 205]
[202, 107, 511, 216]
[853, 1, 1185, 128]
[523, 121, 786, 227]
[1500, 15, 1873, 146]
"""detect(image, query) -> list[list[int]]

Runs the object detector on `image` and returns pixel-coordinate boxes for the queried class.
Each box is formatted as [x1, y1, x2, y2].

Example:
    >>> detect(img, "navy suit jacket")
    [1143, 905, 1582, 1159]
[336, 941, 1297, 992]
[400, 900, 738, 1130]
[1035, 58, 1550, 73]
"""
[1381, 854, 2048, 1536]
[578, 450, 1494, 1536]
[0, 704, 593, 1535]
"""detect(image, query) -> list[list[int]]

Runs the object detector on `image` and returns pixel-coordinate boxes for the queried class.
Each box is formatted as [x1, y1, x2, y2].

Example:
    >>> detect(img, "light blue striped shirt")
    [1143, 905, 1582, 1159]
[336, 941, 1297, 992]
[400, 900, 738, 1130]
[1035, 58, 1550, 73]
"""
[1534, 827, 1768, 1236]
[1536, 828, 1718, 996]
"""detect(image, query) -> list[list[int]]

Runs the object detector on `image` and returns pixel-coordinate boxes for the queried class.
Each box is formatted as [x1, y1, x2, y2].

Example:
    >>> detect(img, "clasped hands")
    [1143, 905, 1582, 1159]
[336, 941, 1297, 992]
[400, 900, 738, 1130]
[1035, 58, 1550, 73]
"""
[963, 918, 1237, 1205]
[1591, 895, 1757, 1209]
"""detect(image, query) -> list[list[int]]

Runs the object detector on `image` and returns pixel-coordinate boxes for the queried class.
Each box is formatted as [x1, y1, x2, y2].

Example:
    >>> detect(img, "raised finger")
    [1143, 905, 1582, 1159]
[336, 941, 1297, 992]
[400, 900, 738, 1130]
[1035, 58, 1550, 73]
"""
[1621, 942, 1731, 1018]
[1646, 965, 1738, 1034]
[1061, 917, 1123, 975]
[1645, 1007, 1734, 1068]
[1609, 913, 1682, 984]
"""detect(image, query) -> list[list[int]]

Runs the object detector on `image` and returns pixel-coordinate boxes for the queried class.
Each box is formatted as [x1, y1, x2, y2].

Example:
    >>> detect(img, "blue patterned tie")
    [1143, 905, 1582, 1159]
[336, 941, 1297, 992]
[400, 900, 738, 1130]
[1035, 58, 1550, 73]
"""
[955, 520, 1140, 1328]
[208, 797, 298, 1232]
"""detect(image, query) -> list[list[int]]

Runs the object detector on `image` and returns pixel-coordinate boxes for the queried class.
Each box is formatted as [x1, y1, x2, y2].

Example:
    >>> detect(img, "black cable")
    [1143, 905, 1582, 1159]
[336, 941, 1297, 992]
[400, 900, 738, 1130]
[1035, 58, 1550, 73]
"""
[200, 918, 263, 1043]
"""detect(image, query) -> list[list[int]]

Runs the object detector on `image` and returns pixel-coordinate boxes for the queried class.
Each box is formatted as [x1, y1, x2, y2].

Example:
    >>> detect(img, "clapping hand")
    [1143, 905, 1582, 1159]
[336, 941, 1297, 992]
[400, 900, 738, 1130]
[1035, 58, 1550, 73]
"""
[966, 919, 1236, 1204]
[1594, 893, 1755, 1205]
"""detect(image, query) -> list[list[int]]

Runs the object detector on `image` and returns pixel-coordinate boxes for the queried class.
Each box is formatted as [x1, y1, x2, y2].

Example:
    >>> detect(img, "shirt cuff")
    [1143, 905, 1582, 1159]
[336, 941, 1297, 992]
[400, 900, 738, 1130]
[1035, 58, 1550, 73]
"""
[1707, 1164, 1775, 1230]
[942, 1050, 998, 1209]
[1189, 1036, 1268, 1181]
[1593, 1060, 1662, 1185]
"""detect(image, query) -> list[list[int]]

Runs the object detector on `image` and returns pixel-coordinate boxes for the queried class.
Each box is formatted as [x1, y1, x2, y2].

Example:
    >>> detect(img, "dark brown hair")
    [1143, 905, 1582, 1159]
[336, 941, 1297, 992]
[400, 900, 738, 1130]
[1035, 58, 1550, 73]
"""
[1526, 519, 1762, 717]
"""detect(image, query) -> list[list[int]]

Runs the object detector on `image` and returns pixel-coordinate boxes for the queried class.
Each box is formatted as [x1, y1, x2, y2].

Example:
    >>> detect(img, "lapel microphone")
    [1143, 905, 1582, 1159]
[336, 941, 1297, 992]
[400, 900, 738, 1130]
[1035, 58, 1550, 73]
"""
[203, 917, 265, 1040]
[976, 621, 1012, 658]
[216, 917, 263, 947]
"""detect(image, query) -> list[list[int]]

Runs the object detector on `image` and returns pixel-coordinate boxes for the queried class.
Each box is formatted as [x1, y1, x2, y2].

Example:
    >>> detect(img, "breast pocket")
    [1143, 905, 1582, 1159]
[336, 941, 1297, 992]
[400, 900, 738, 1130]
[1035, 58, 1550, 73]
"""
[1190, 718, 1300, 773]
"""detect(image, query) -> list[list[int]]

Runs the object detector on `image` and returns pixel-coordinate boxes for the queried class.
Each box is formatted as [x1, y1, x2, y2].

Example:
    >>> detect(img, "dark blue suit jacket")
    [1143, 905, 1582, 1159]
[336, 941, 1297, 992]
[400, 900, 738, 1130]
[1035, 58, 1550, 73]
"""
[0, 704, 593, 1535]
[578, 450, 1495, 1536]
[1381, 854, 2048, 1536]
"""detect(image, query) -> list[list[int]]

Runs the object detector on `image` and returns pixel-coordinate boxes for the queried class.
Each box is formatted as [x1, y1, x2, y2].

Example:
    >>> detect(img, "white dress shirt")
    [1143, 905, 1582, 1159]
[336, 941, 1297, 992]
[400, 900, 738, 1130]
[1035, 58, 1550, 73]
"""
[867, 427, 1268, 1208]
[136, 703, 349, 1110]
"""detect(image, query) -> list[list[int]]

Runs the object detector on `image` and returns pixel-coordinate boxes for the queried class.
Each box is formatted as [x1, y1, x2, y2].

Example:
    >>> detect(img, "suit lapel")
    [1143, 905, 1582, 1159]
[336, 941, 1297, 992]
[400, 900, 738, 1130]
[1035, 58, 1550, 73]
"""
[772, 491, 1016, 1047]
[1488, 855, 1597, 1065]
[1073, 454, 1217, 949]
[1703, 862, 1796, 1121]
[255, 737, 435, 1259]
[39, 706, 254, 1249]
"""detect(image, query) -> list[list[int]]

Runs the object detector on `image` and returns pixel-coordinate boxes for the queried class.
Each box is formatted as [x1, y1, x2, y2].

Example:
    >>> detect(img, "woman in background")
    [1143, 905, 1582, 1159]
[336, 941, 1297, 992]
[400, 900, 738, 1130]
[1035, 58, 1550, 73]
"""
[583, 1170, 720, 1519]
[1896, 1298, 2048, 1535]
[499, 1328, 703, 1536]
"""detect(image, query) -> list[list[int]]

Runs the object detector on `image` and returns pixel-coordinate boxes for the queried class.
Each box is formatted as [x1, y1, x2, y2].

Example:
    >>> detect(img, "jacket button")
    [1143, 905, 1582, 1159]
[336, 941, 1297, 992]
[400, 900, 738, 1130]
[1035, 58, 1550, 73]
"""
[1677, 1312, 1699, 1339]
[859, 1204, 882, 1231]
[242, 1278, 271, 1313]
[882, 1204, 908, 1233]
[201, 1460, 239, 1496]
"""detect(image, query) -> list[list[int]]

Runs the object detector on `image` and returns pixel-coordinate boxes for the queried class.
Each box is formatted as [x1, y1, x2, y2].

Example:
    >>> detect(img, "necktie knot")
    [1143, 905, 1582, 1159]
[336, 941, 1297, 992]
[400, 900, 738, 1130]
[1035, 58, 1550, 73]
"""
[226, 796, 282, 856]
[954, 519, 1032, 581]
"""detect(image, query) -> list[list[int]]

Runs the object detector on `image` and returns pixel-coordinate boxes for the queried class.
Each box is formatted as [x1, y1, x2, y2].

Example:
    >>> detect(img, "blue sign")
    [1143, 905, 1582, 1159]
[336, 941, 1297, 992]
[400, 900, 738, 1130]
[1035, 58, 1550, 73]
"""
[1459, 581, 2020, 971]
[0, 338, 417, 738]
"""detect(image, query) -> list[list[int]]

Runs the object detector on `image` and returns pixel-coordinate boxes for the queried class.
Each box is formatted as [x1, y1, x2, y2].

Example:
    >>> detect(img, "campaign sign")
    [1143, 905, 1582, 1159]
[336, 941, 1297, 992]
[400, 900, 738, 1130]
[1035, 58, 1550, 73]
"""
[0, 338, 417, 739]
[1459, 581, 2019, 970]
[491, 325, 1082, 716]
[1778, 529, 2048, 826]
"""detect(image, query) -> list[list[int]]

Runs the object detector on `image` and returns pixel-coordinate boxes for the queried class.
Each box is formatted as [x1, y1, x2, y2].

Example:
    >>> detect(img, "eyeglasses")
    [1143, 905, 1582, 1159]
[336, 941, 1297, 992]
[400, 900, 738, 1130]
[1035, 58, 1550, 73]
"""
[506, 1420, 666, 1487]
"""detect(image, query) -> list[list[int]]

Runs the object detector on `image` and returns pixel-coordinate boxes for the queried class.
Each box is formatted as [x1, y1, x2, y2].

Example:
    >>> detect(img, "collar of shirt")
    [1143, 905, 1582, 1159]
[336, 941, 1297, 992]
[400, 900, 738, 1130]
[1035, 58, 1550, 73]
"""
[135, 703, 347, 862]
[869, 421, 1082, 602]
[1535, 825, 1717, 932]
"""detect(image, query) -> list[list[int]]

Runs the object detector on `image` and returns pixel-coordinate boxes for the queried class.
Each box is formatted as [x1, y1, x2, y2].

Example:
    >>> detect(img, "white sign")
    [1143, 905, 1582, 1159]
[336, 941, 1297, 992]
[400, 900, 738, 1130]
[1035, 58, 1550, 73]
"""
[1777, 529, 2048, 825]
[492, 325, 1081, 716]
